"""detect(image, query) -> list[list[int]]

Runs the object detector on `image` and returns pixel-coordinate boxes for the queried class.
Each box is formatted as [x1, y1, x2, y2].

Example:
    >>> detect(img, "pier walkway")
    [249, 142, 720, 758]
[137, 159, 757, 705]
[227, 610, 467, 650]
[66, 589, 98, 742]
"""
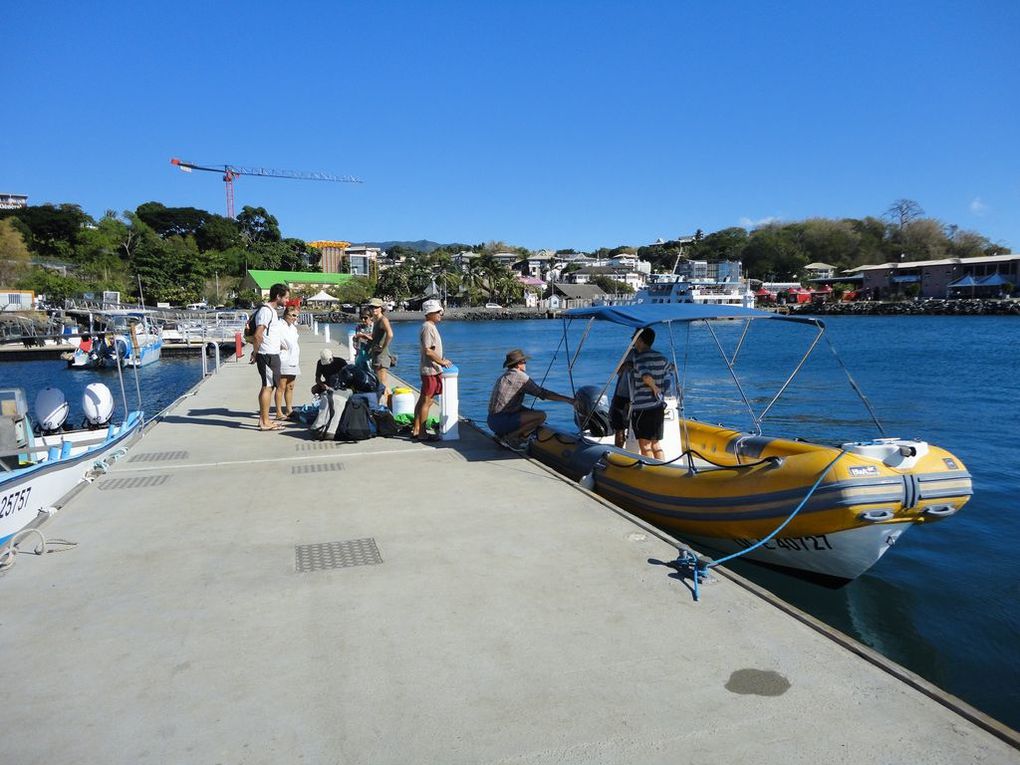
[2, 329, 1017, 764]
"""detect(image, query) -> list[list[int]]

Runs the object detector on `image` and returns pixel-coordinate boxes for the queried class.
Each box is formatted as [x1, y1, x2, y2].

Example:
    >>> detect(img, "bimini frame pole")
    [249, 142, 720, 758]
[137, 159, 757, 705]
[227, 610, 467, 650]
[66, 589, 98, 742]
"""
[756, 319, 825, 425]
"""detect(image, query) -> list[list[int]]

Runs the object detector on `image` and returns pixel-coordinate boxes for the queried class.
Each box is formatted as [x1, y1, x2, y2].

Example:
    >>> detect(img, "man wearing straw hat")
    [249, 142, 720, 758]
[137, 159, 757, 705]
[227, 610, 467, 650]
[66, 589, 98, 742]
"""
[487, 348, 575, 448]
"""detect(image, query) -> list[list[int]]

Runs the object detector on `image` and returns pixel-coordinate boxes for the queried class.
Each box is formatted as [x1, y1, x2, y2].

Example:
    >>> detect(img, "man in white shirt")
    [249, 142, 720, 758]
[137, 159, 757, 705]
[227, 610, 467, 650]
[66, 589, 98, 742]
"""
[249, 282, 290, 431]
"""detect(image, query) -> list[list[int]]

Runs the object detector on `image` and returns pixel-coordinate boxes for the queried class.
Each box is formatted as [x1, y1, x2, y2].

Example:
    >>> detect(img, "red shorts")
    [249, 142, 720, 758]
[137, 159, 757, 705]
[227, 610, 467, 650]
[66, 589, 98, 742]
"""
[421, 374, 443, 397]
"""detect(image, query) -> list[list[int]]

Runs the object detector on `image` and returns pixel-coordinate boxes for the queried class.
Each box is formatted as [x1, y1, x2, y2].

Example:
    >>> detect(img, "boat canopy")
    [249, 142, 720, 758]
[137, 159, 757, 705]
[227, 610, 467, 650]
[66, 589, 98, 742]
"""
[563, 303, 821, 328]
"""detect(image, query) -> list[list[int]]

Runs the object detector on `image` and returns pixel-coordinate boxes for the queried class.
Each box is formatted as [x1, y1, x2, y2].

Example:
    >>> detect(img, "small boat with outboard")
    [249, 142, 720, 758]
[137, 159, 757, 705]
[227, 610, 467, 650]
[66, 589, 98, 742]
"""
[526, 304, 972, 584]
[64, 313, 162, 369]
[1, 384, 142, 551]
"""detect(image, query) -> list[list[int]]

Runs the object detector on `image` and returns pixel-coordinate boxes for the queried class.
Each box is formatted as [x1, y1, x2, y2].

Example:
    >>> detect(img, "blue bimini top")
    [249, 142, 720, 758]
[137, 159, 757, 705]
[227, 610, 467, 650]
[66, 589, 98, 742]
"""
[563, 303, 822, 329]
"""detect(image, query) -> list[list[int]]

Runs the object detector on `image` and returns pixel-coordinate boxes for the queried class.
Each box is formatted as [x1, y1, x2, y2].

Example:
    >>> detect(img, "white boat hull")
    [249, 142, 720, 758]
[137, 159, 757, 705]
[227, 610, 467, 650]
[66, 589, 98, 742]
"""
[0, 414, 143, 547]
[684, 523, 911, 582]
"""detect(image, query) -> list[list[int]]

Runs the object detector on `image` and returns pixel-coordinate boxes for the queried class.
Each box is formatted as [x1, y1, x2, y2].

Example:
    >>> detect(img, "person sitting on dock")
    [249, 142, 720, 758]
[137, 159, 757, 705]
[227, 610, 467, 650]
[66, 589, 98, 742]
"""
[630, 327, 671, 460]
[311, 348, 347, 395]
[250, 282, 290, 431]
[487, 348, 575, 448]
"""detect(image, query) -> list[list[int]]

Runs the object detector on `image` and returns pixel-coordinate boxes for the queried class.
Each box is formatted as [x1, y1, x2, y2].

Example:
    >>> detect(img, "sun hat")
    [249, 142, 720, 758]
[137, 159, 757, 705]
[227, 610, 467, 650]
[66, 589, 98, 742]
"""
[367, 298, 384, 308]
[422, 299, 443, 315]
[320, 349, 334, 363]
[503, 348, 531, 368]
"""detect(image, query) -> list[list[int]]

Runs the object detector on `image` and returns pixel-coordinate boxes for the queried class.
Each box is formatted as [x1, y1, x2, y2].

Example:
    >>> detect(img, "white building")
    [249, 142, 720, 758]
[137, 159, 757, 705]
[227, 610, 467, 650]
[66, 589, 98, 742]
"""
[0, 193, 28, 210]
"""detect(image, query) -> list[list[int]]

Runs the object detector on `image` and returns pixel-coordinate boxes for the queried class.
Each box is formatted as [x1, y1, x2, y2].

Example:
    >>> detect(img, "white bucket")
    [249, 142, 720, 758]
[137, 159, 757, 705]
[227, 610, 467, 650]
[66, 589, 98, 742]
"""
[391, 388, 415, 417]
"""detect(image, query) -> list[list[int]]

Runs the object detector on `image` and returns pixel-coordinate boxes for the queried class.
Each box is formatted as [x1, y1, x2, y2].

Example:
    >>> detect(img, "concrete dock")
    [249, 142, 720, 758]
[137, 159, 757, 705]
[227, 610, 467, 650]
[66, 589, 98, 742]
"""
[2, 329, 1018, 764]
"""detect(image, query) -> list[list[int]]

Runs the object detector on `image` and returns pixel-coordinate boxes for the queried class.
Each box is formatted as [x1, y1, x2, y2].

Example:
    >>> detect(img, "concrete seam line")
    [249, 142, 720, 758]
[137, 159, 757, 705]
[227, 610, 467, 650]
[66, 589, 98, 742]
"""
[110, 447, 428, 472]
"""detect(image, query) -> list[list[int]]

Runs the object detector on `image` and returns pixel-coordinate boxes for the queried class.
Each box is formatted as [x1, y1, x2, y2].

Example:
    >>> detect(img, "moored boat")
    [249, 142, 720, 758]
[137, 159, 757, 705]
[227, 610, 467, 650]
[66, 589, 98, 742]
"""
[525, 303, 972, 583]
[1, 384, 142, 550]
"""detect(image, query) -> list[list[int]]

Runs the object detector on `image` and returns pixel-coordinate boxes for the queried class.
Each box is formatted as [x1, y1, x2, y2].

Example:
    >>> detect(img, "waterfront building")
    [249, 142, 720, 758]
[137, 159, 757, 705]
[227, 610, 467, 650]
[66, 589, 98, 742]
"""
[566, 266, 646, 292]
[0, 193, 28, 210]
[846, 253, 1020, 299]
[241, 269, 355, 299]
[308, 240, 351, 274]
[345, 245, 382, 278]
[543, 283, 606, 309]
[805, 262, 837, 280]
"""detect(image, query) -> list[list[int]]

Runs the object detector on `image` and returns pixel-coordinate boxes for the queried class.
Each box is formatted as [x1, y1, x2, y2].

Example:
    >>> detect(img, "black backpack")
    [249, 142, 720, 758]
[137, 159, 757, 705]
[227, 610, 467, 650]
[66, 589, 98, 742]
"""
[371, 408, 399, 438]
[335, 396, 374, 441]
[244, 303, 268, 343]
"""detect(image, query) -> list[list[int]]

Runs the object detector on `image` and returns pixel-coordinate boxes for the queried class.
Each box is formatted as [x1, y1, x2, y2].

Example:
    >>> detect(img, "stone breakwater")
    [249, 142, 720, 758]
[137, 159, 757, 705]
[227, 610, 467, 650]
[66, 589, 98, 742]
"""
[792, 298, 1020, 316]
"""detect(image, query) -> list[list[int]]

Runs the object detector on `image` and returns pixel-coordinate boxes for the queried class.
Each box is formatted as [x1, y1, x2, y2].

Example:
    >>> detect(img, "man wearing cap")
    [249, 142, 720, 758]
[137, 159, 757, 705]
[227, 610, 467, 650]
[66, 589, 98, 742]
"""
[487, 348, 575, 446]
[412, 299, 452, 440]
[311, 348, 347, 395]
[367, 297, 394, 400]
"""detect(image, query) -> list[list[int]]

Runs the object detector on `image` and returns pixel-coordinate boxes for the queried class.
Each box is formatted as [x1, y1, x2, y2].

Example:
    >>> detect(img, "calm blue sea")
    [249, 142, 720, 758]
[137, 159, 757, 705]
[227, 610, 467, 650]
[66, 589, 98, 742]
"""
[372, 315, 1020, 730]
[5, 315, 1018, 729]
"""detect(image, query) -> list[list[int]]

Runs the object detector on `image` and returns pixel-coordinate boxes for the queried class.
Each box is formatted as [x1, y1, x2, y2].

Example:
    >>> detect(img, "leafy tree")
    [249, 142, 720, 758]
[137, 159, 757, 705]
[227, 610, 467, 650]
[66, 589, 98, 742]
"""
[195, 214, 241, 252]
[692, 227, 749, 262]
[0, 203, 91, 258]
[16, 267, 88, 305]
[135, 201, 209, 238]
[236, 206, 281, 246]
[797, 219, 861, 270]
[330, 277, 375, 305]
[0, 219, 32, 286]
[593, 275, 634, 294]
[742, 225, 808, 280]
[375, 265, 411, 299]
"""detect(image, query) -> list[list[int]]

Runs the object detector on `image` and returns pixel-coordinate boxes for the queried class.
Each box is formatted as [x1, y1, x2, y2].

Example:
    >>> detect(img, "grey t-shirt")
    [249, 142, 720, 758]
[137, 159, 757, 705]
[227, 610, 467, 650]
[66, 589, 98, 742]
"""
[419, 321, 443, 376]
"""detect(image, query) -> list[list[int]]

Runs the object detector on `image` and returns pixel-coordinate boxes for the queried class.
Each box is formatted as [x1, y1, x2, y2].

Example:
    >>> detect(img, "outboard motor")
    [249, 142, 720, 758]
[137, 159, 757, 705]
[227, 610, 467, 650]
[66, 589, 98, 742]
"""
[573, 385, 611, 438]
[35, 387, 70, 434]
[82, 383, 114, 428]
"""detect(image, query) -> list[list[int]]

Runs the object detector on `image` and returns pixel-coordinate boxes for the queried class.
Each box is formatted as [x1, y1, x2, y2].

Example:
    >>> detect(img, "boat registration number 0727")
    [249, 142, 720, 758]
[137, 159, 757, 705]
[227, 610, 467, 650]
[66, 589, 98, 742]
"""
[0, 487, 32, 519]
[733, 534, 832, 552]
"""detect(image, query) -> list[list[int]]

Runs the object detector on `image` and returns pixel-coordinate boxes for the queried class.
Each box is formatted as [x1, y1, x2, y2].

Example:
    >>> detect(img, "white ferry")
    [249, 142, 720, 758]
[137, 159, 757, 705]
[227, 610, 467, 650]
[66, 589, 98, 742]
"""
[634, 273, 755, 308]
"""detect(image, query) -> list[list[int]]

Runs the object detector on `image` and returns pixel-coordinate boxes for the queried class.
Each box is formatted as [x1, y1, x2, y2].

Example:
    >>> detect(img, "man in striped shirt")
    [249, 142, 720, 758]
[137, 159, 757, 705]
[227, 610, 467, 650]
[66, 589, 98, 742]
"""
[630, 327, 672, 460]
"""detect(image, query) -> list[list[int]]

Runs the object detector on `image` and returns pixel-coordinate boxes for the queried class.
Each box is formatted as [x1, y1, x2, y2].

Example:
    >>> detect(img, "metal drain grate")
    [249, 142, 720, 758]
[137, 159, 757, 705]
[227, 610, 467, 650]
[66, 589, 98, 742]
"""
[295, 442, 342, 452]
[128, 450, 189, 463]
[97, 474, 171, 491]
[291, 462, 345, 474]
[295, 538, 382, 572]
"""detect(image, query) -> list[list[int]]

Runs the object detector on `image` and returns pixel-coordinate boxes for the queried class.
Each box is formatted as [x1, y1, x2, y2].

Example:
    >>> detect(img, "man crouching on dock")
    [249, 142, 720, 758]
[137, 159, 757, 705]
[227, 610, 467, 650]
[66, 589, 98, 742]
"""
[487, 348, 574, 449]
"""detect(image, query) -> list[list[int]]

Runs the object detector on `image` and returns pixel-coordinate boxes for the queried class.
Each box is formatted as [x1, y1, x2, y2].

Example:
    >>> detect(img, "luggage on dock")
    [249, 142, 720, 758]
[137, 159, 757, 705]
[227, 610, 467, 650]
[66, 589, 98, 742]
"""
[335, 396, 374, 441]
[371, 408, 399, 437]
[350, 390, 379, 409]
[310, 392, 336, 440]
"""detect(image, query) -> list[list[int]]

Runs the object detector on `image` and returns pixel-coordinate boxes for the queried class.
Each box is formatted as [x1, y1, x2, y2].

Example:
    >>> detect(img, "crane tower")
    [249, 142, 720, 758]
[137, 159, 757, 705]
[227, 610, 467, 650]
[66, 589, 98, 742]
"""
[170, 158, 362, 218]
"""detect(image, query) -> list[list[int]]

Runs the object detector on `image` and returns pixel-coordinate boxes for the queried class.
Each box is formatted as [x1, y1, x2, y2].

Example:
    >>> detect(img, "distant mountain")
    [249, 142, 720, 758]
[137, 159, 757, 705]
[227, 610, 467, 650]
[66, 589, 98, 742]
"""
[357, 239, 442, 253]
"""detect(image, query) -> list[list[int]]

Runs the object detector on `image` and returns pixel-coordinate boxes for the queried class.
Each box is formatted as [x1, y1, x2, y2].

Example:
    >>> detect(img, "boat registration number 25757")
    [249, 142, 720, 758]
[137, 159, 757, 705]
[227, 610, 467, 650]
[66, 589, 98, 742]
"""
[0, 487, 32, 519]
[733, 534, 833, 552]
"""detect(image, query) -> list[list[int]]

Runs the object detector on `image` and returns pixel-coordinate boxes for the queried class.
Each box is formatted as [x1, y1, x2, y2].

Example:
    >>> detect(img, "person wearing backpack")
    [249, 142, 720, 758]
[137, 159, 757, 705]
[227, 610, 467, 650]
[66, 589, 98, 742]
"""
[249, 283, 290, 431]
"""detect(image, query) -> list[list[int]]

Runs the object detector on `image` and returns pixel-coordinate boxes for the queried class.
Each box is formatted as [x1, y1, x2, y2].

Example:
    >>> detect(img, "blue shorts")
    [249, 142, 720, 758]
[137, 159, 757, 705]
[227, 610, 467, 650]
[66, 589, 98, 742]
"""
[487, 410, 523, 436]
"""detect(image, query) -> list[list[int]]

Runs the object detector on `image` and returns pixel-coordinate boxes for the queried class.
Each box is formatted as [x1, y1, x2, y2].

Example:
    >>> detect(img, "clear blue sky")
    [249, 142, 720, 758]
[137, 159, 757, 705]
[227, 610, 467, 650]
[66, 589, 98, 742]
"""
[4, 1, 1018, 252]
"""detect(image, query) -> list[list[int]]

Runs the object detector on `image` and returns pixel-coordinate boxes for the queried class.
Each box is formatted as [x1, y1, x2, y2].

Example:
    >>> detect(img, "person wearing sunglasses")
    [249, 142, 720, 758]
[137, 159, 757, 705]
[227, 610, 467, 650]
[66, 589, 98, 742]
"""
[276, 309, 301, 421]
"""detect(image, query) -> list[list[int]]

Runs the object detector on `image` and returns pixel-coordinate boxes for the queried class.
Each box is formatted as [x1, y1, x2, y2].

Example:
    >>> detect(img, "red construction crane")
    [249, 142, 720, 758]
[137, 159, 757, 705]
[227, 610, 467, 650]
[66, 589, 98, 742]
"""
[170, 157, 362, 218]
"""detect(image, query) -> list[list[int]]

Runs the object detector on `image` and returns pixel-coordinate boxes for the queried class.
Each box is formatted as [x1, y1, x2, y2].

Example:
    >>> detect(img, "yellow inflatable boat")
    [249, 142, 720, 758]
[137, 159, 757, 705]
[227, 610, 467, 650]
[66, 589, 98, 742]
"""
[526, 303, 972, 583]
[530, 419, 971, 582]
